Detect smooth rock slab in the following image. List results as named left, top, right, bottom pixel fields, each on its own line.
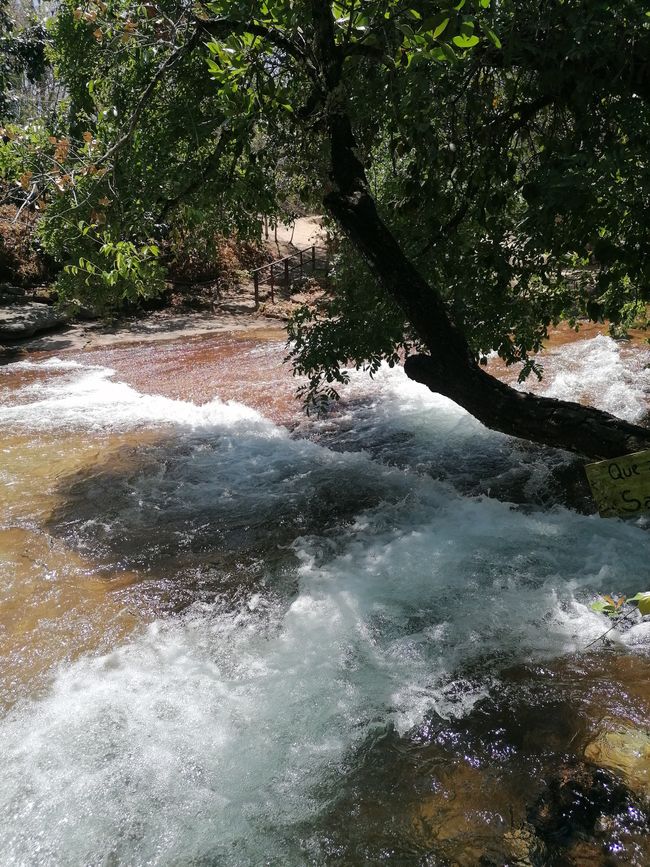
left=584, top=722, right=650, bottom=797
left=0, top=302, right=69, bottom=339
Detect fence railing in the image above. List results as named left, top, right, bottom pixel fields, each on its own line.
left=251, top=244, right=329, bottom=308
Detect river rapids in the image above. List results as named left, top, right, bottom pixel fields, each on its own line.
left=1, top=329, right=650, bottom=865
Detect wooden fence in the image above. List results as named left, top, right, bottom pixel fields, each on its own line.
left=251, top=245, right=329, bottom=308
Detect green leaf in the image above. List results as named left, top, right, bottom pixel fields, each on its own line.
left=590, top=600, right=614, bottom=614
left=482, top=25, right=502, bottom=48
left=440, top=42, right=457, bottom=62
left=397, top=22, right=415, bottom=39
left=629, top=592, right=650, bottom=615
left=432, top=17, right=450, bottom=39
left=452, top=34, right=479, bottom=48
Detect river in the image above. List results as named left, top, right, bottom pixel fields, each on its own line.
left=1, top=325, right=650, bottom=865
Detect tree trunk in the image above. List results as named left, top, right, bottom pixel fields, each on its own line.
left=404, top=353, right=650, bottom=459
left=309, top=0, right=650, bottom=462
left=325, top=145, right=650, bottom=460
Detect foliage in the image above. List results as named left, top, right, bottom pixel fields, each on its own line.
left=281, top=0, right=650, bottom=405
left=2, top=0, right=289, bottom=307
left=287, top=235, right=416, bottom=406
left=587, top=591, right=650, bottom=648
left=591, top=592, right=650, bottom=618
left=0, top=203, right=53, bottom=284
left=3, top=0, right=650, bottom=365
left=57, top=228, right=164, bottom=311
left=0, top=0, right=47, bottom=122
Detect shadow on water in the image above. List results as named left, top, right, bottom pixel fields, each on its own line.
left=302, top=393, right=596, bottom=514
left=45, top=427, right=400, bottom=614
left=300, top=650, right=650, bottom=866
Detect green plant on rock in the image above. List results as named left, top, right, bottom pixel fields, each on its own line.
left=590, top=592, right=650, bottom=618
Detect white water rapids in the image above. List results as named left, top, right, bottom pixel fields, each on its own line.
left=1, top=333, right=649, bottom=865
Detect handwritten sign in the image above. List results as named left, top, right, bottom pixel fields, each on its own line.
left=585, top=449, right=650, bottom=517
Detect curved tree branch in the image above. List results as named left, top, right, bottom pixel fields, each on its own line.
left=308, top=0, right=650, bottom=460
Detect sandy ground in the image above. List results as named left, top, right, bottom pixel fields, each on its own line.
left=264, top=215, right=326, bottom=257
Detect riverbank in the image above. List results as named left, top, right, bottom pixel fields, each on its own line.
left=0, top=215, right=327, bottom=361
left=0, top=307, right=287, bottom=360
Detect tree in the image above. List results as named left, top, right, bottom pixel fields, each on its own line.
left=0, top=0, right=47, bottom=121
left=8, top=0, right=650, bottom=459
left=2, top=0, right=286, bottom=307
left=202, top=0, right=650, bottom=459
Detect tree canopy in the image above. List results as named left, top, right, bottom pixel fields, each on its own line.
left=2, top=0, right=650, bottom=457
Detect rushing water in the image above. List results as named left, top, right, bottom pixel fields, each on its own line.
left=1, top=329, right=650, bottom=865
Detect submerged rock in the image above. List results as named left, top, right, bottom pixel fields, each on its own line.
left=585, top=723, right=650, bottom=797
left=0, top=302, right=69, bottom=339
left=503, top=823, right=548, bottom=866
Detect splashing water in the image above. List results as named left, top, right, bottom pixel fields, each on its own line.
left=0, top=334, right=649, bottom=864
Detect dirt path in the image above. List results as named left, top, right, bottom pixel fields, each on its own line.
left=265, top=215, right=326, bottom=257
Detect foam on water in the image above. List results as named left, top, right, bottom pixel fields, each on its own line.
left=1, top=482, right=647, bottom=864
left=536, top=334, right=650, bottom=423
left=0, top=358, right=267, bottom=431
left=1, top=339, right=649, bottom=864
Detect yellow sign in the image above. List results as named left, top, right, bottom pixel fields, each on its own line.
left=585, top=449, right=650, bottom=517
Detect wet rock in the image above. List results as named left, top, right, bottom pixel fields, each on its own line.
left=529, top=763, right=616, bottom=841
left=584, top=723, right=650, bottom=797
left=564, top=839, right=615, bottom=865
left=0, top=302, right=69, bottom=339
left=528, top=759, right=650, bottom=864
left=503, top=823, right=548, bottom=866
left=546, top=460, right=597, bottom=514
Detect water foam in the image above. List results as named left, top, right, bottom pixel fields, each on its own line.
left=1, top=343, right=649, bottom=864
left=2, top=473, right=647, bottom=864
left=535, top=334, right=650, bottom=423
left=0, top=358, right=268, bottom=432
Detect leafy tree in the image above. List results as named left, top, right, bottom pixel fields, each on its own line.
left=2, top=0, right=288, bottom=308
left=287, top=0, right=650, bottom=393
left=6, top=0, right=650, bottom=458
left=0, top=0, right=47, bottom=121
left=198, top=0, right=650, bottom=458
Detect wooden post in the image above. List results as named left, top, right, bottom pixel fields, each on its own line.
left=253, top=272, right=259, bottom=309
left=311, top=244, right=316, bottom=272
left=299, top=249, right=303, bottom=278
left=270, top=265, right=274, bottom=303
left=284, top=257, right=289, bottom=291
